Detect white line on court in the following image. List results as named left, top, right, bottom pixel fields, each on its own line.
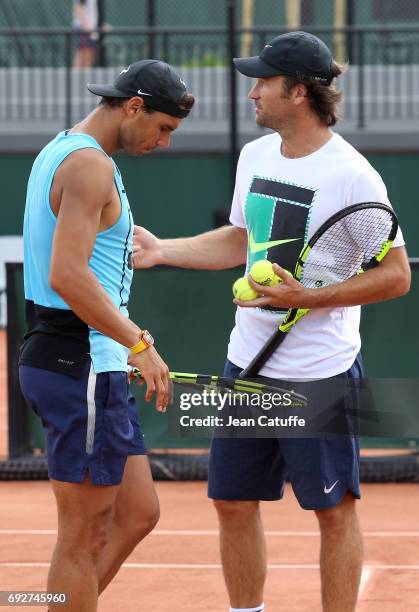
left=358, top=567, right=373, bottom=598
left=153, top=530, right=419, bottom=538
left=0, top=530, right=57, bottom=535
left=1, top=529, right=419, bottom=537
left=1, top=563, right=419, bottom=571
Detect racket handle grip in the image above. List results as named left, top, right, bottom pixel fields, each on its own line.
left=128, top=366, right=141, bottom=378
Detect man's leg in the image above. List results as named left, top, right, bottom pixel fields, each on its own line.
left=97, top=455, right=160, bottom=593
left=47, top=476, right=119, bottom=612
left=315, top=493, right=363, bottom=612
left=73, top=45, right=95, bottom=68
left=209, top=360, right=284, bottom=610
left=214, top=500, right=266, bottom=609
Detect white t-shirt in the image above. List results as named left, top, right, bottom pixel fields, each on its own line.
left=228, top=132, right=404, bottom=379
left=73, top=0, right=98, bottom=30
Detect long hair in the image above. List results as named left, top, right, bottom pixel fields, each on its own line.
left=283, top=62, right=347, bottom=127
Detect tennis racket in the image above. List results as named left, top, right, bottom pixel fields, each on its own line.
left=128, top=367, right=307, bottom=407
left=240, top=202, right=399, bottom=379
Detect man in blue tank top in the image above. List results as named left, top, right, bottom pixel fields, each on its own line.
left=19, top=60, right=194, bottom=610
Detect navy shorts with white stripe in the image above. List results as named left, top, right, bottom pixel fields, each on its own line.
left=19, top=361, right=146, bottom=485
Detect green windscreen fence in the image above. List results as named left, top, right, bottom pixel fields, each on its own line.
left=2, top=262, right=419, bottom=481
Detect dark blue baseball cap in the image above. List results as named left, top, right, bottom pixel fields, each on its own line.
left=234, top=31, right=334, bottom=86
left=87, top=59, right=193, bottom=118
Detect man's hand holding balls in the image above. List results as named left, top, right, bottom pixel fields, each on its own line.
left=232, top=260, right=295, bottom=307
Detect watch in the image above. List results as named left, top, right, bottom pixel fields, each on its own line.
left=129, top=330, right=155, bottom=355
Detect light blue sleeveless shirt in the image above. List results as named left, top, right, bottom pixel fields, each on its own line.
left=23, top=131, right=133, bottom=374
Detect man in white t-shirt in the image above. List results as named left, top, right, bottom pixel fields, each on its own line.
left=133, top=32, right=410, bottom=612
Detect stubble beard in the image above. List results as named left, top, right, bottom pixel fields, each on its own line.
left=255, top=111, right=273, bottom=129
left=255, top=112, right=287, bottom=133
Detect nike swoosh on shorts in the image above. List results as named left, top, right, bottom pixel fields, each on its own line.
left=324, top=480, right=339, bottom=494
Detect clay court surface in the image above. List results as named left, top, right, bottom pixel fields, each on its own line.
left=1, top=333, right=419, bottom=610
left=0, top=481, right=418, bottom=611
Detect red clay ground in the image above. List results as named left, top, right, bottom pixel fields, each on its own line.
left=1, top=331, right=418, bottom=610
left=0, top=481, right=418, bottom=611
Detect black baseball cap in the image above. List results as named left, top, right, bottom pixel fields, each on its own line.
left=87, top=59, right=193, bottom=118
left=234, top=31, right=334, bottom=86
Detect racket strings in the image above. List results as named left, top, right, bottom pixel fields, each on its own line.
left=300, top=208, right=395, bottom=288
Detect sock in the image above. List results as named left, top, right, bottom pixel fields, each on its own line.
left=229, top=605, right=265, bottom=612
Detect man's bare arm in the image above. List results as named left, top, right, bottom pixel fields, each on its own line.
left=133, top=224, right=248, bottom=270
left=50, top=150, right=141, bottom=347
left=238, top=246, right=411, bottom=309
left=49, top=149, right=170, bottom=409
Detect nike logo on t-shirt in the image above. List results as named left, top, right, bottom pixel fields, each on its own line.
left=248, top=229, right=300, bottom=254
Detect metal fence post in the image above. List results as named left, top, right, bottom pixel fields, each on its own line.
left=357, top=30, right=365, bottom=129
left=97, top=0, right=106, bottom=67
left=162, top=31, right=169, bottom=62
left=65, top=32, right=72, bottom=129
left=346, top=0, right=355, bottom=61
left=148, top=0, right=156, bottom=58
left=6, top=263, right=31, bottom=459
left=227, top=0, right=238, bottom=193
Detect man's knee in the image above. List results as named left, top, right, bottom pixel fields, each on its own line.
left=213, top=499, right=260, bottom=524
left=117, top=498, right=160, bottom=547
left=133, top=499, right=160, bottom=539
left=315, top=492, right=358, bottom=531
left=58, top=503, right=115, bottom=561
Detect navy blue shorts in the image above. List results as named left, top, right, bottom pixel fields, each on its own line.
left=208, top=357, right=363, bottom=510
left=76, top=30, right=98, bottom=50
left=19, top=362, right=146, bottom=485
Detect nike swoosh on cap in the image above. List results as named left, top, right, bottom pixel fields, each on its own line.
left=137, top=89, right=152, bottom=96
left=248, top=229, right=300, bottom=254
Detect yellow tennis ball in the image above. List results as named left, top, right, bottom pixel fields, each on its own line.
left=250, top=260, right=281, bottom=286
left=232, top=277, right=259, bottom=301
